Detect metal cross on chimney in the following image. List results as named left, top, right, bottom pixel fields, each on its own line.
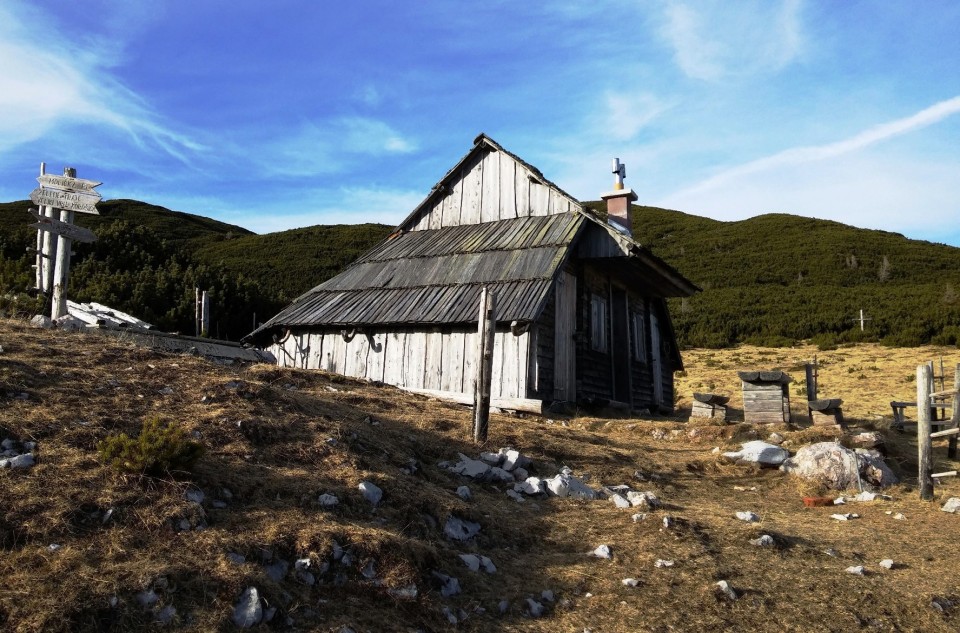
left=611, top=158, right=626, bottom=191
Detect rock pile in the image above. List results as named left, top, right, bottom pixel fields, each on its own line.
left=0, top=438, right=36, bottom=469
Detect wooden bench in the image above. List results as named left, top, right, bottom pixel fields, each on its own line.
left=691, top=393, right=730, bottom=420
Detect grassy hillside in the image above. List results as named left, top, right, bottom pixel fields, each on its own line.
left=586, top=203, right=960, bottom=348
left=2, top=319, right=960, bottom=631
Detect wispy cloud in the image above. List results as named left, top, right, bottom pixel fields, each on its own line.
left=0, top=3, right=204, bottom=162
left=258, top=118, right=418, bottom=177
left=671, top=95, right=960, bottom=198
left=659, top=0, right=804, bottom=81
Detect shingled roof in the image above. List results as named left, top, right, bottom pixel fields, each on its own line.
left=247, top=212, right=585, bottom=341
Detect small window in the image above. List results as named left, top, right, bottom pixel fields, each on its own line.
left=632, top=311, right=647, bottom=361
left=590, top=294, right=608, bottom=352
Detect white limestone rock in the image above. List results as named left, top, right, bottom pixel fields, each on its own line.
left=500, top=448, right=531, bottom=471
left=610, top=494, right=631, bottom=509
left=723, top=441, right=789, bottom=466
left=544, top=472, right=597, bottom=499
left=750, top=534, right=775, bottom=547
left=451, top=454, right=492, bottom=479
left=233, top=587, right=263, bottom=628
left=735, top=511, right=760, bottom=523
left=318, top=493, right=339, bottom=508
left=622, top=578, right=641, bottom=587
left=444, top=516, right=481, bottom=541
left=715, top=580, right=738, bottom=601
left=432, top=571, right=461, bottom=597
left=358, top=481, right=382, bottom=506
left=30, top=315, right=53, bottom=329
left=941, top=497, right=960, bottom=513
left=590, top=544, right=612, bottom=559
left=456, top=486, right=472, bottom=501
left=627, top=491, right=661, bottom=510
left=514, top=477, right=545, bottom=495
left=846, top=565, right=866, bottom=576
left=880, top=559, right=895, bottom=570
left=1, top=453, right=35, bottom=469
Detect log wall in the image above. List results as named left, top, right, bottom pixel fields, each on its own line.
left=741, top=381, right=791, bottom=423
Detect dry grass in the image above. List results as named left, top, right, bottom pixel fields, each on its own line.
left=1, top=321, right=959, bottom=632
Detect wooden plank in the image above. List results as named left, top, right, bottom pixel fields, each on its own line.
left=460, top=157, right=483, bottom=224
left=428, top=198, right=443, bottom=230
left=530, top=180, right=549, bottom=216
left=440, top=331, right=465, bottom=393
left=345, top=334, right=368, bottom=378
left=490, top=329, right=505, bottom=399
left=308, top=333, right=325, bottom=370
left=516, top=331, right=529, bottom=400
left=918, top=363, right=934, bottom=500
left=950, top=363, right=959, bottom=459
left=424, top=331, right=443, bottom=390
left=517, top=167, right=532, bottom=217
left=463, top=331, right=477, bottom=397
left=554, top=271, right=576, bottom=400
left=404, top=331, right=427, bottom=389
left=365, top=333, right=386, bottom=382
left=480, top=149, right=500, bottom=223
left=498, top=331, right=517, bottom=399
left=441, top=175, right=463, bottom=228
left=930, top=427, right=960, bottom=438
left=382, top=332, right=405, bottom=385
left=743, top=400, right=788, bottom=413
left=932, top=471, right=958, bottom=478
left=499, top=152, right=518, bottom=219
left=743, top=391, right=787, bottom=400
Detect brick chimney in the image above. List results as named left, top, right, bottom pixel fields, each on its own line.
left=601, top=158, right=638, bottom=236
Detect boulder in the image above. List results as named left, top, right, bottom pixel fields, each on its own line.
left=451, top=454, right=492, bottom=479
left=54, top=315, right=86, bottom=332
left=781, top=442, right=898, bottom=490
left=30, top=315, right=53, bottom=329
left=500, top=448, right=531, bottom=471
left=723, top=441, right=789, bottom=466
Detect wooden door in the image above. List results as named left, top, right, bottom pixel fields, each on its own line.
left=650, top=310, right=663, bottom=408
left=554, top=271, right=577, bottom=401
left=611, top=288, right=631, bottom=404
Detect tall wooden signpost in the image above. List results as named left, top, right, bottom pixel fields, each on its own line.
left=28, top=166, right=101, bottom=319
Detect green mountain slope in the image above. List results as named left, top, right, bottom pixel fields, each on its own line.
left=3, top=197, right=959, bottom=348
left=193, top=223, right=392, bottom=303
left=587, top=203, right=960, bottom=348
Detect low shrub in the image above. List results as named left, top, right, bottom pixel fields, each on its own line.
left=97, top=418, right=204, bottom=477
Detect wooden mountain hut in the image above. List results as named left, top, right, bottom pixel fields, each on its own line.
left=246, top=134, right=699, bottom=414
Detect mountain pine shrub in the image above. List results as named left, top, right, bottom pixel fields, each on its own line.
left=98, top=418, right=204, bottom=477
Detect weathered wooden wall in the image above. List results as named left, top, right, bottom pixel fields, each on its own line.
left=406, top=148, right=581, bottom=231
left=269, top=326, right=531, bottom=400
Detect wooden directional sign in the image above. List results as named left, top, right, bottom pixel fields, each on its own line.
left=37, top=174, right=102, bottom=193
left=28, top=208, right=97, bottom=243
left=29, top=187, right=100, bottom=215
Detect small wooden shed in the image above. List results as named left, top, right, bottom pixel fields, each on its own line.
left=739, top=370, right=792, bottom=424
left=246, top=134, right=699, bottom=414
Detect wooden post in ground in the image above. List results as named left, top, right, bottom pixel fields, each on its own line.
left=918, top=363, right=934, bottom=500
left=805, top=357, right=818, bottom=420
left=49, top=167, right=77, bottom=319
left=201, top=290, right=210, bottom=337
left=950, top=363, right=960, bottom=460
left=473, top=287, right=496, bottom=444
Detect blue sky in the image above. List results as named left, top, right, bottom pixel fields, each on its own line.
left=1, top=1, right=959, bottom=246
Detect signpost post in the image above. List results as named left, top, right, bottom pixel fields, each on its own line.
left=27, top=166, right=102, bottom=319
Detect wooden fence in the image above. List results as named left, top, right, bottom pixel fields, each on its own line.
left=916, top=362, right=960, bottom=500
